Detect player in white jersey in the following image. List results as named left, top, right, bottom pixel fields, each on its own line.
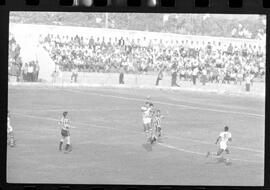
left=141, top=102, right=152, bottom=132
left=7, top=111, right=15, bottom=147
left=206, top=126, right=232, bottom=163
left=58, top=111, right=72, bottom=153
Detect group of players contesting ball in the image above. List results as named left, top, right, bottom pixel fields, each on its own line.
left=7, top=96, right=232, bottom=164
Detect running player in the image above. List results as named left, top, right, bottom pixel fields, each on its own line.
left=58, top=111, right=72, bottom=153
left=206, top=126, right=232, bottom=163
left=7, top=110, right=15, bottom=147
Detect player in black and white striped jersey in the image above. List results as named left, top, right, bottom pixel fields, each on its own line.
left=57, top=111, right=72, bottom=153
left=154, top=109, right=164, bottom=138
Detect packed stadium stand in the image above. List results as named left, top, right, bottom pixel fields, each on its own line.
left=8, top=13, right=266, bottom=88
left=37, top=32, right=265, bottom=85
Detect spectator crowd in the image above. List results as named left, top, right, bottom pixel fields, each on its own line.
left=9, top=35, right=40, bottom=82
left=39, top=32, right=265, bottom=86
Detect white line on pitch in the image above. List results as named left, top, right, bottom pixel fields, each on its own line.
left=13, top=112, right=264, bottom=162
left=12, top=107, right=138, bottom=113
left=167, top=135, right=264, bottom=154
left=13, top=106, right=264, bottom=154
left=157, top=143, right=263, bottom=164
left=13, top=112, right=117, bottom=131
left=62, top=89, right=264, bottom=118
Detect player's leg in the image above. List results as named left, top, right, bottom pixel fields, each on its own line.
left=157, top=127, right=161, bottom=137
left=145, top=124, right=152, bottom=142
left=149, top=129, right=155, bottom=144
left=59, top=136, right=64, bottom=151
left=224, top=148, right=231, bottom=164
left=143, top=123, right=146, bottom=132
left=206, top=148, right=223, bottom=158
left=216, top=148, right=224, bottom=156
left=65, top=135, right=72, bottom=152
left=150, top=125, right=157, bottom=144
left=225, top=148, right=230, bottom=154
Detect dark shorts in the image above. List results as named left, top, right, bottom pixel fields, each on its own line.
left=61, top=129, right=70, bottom=137
left=218, top=148, right=230, bottom=155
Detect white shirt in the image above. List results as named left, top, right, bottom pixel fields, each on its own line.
left=219, top=131, right=232, bottom=145
left=192, top=68, right=198, bottom=76
left=28, top=65, right=34, bottom=73
left=7, top=116, right=13, bottom=133
left=7, top=116, right=10, bottom=127
left=246, top=76, right=251, bottom=84
left=202, top=69, right=207, bottom=75
left=142, top=107, right=151, bottom=119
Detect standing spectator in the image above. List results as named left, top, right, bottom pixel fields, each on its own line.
left=28, top=62, right=34, bottom=82
left=155, top=67, right=164, bottom=86
left=35, top=61, right=40, bottom=82
left=250, top=72, right=255, bottom=86
left=201, top=67, right=207, bottom=85
left=192, top=67, right=199, bottom=85
left=179, top=68, right=186, bottom=81
left=27, top=62, right=32, bottom=82
left=230, top=72, right=237, bottom=84
left=33, top=62, right=37, bottom=82
left=237, top=71, right=243, bottom=85
left=71, top=66, right=78, bottom=83
left=245, top=73, right=251, bottom=92
left=119, top=67, right=124, bottom=84
left=171, top=65, right=180, bottom=87
left=22, top=63, right=28, bottom=81
left=51, top=70, right=58, bottom=84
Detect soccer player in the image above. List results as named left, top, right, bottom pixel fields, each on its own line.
left=206, top=126, right=232, bottom=163
left=141, top=102, right=151, bottom=131
left=149, top=103, right=158, bottom=144
left=7, top=111, right=15, bottom=147
left=58, top=111, right=72, bottom=153
left=154, top=109, right=164, bottom=137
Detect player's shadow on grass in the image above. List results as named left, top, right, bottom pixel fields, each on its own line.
left=206, top=157, right=232, bottom=166
left=142, top=143, right=152, bottom=152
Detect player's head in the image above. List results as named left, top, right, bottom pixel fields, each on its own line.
left=156, top=109, right=161, bottom=115
left=63, top=111, right=68, bottom=117
left=224, top=126, right=229, bottom=131
left=149, top=103, right=154, bottom=108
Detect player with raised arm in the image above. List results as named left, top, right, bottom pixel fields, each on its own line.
left=7, top=110, right=15, bottom=147
left=206, top=126, right=232, bottom=164
left=58, top=111, right=72, bottom=153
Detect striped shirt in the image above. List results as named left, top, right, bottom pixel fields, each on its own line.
left=58, top=117, right=70, bottom=131
left=154, top=115, right=164, bottom=128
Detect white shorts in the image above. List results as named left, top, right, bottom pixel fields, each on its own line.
left=143, top=118, right=151, bottom=125
left=61, top=136, right=71, bottom=144
left=7, top=126, right=13, bottom=133
left=220, top=141, right=227, bottom=150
